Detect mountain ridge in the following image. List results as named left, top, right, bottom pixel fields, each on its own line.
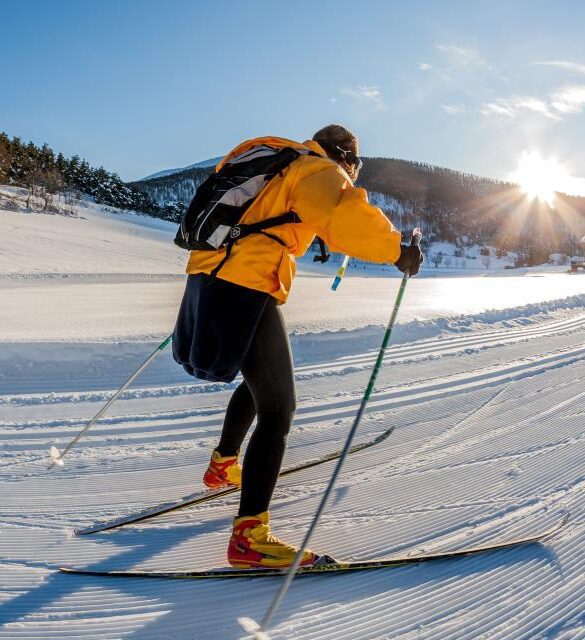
left=141, top=157, right=223, bottom=181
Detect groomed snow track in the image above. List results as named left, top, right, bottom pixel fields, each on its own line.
left=1, top=307, right=584, bottom=639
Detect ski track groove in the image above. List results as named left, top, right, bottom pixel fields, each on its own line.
left=1, top=308, right=584, bottom=638
left=3, top=340, right=585, bottom=450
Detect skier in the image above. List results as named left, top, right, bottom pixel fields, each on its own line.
left=172, top=124, right=423, bottom=568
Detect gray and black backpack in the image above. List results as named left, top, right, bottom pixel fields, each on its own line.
left=174, top=145, right=329, bottom=275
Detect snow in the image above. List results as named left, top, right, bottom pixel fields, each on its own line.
left=1, top=194, right=585, bottom=639
left=0, top=187, right=183, bottom=275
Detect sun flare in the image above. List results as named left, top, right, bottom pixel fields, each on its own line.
left=510, top=151, right=569, bottom=206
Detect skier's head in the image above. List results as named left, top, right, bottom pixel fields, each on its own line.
left=312, top=124, right=363, bottom=181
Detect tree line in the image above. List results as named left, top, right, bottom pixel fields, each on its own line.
left=0, top=132, right=159, bottom=215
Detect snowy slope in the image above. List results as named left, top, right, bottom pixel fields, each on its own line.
left=1, top=193, right=585, bottom=639
left=0, top=187, right=183, bottom=275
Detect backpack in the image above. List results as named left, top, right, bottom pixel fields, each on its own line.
left=174, top=145, right=329, bottom=276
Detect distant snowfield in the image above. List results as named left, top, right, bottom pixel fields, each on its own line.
left=1, top=194, right=585, bottom=639
left=1, top=187, right=584, bottom=341
left=3, top=271, right=585, bottom=342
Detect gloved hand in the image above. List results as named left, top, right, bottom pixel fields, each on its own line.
left=395, top=244, right=423, bottom=276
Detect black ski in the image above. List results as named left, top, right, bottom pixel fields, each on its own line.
left=62, top=513, right=569, bottom=579
left=75, top=427, right=395, bottom=535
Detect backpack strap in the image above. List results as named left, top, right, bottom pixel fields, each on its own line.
left=241, top=211, right=301, bottom=235
left=209, top=212, right=301, bottom=278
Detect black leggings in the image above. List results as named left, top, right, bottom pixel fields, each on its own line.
left=217, top=300, right=296, bottom=516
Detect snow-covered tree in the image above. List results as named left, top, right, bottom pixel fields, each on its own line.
left=431, top=252, right=443, bottom=268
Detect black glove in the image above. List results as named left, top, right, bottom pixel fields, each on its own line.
left=395, top=244, right=423, bottom=276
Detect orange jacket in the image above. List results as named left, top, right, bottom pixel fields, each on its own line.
left=186, top=136, right=402, bottom=303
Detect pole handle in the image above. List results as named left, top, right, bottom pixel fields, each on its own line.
left=410, top=227, right=422, bottom=247
left=404, top=227, right=423, bottom=278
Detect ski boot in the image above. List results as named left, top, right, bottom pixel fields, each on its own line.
left=203, top=449, right=242, bottom=489
left=227, top=511, right=318, bottom=568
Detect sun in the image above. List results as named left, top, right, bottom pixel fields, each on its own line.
left=510, top=151, right=569, bottom=206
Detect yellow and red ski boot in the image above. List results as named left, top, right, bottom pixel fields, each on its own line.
left=227, top=511, right=318, bottom=569
left=203, top=449, right=242, bottom=489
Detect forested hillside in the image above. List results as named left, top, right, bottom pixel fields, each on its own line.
left=132, top=156, right=585, bottom=262
left=0, top=132, right=158, bottom=215
left=359, top=158, right=585, bottom=261
left=130, top=166, right=211, bottom=214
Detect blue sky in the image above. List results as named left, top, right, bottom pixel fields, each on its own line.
left=2, top=0, right=585, bottom=186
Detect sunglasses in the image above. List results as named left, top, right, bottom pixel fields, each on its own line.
left=336, top=145, right=363, bottom=172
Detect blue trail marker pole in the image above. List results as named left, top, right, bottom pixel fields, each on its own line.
left=331, top=255, right=350, bottom=291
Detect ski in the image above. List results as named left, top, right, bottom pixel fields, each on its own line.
left=75, top=427, right=395, bottom=535
left=62, top=513, right=569, bottom=579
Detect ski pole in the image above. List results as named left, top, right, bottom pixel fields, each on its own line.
left=331, top=255, right=349, bottom=291
left=48, top=335, right=173, bottom=469
left=240, top=228, right=422, bottom=639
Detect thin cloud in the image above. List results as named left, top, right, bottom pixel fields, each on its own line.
left=511, top=97, right=556, bottom=118
left=532, top=60, right=585, bottom=75
left=550, top=85, right=585, bottom=114
left=419, top=62, right=432, bottom=71
left=433, top=44, right=507, bottom=84
left=436, top=44, right=488, bottom=69
left=340, top=86, right=386, bottom=109
left=479, top=84, right=585, bottom=122
left=479, top=102, right=518, bottom=118
left=442, top=104, right=467, bottom=115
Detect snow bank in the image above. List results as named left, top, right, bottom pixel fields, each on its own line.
left=290, top=292, right=585, bottom=360
left=388, top=292, right=585, bottom=339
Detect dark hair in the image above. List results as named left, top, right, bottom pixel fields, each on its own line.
left=312, top=124, right=358, bottom=164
